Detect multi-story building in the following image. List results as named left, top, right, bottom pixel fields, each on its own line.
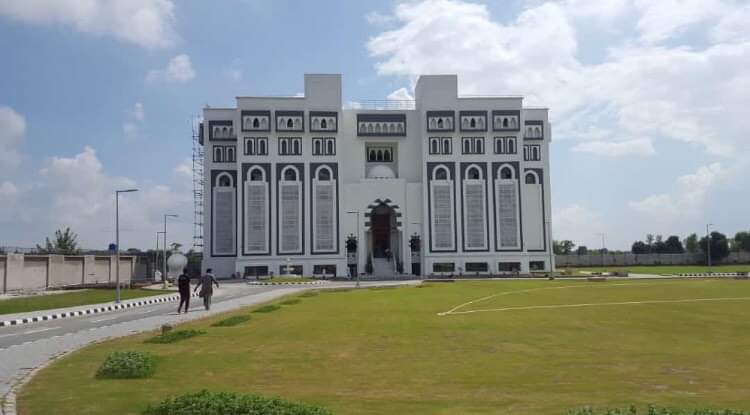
left=201, top=74, right=553, bottom=278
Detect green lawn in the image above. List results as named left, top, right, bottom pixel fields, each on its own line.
left=18, top=279, right=750, bottom=414
left=0, top=289, right=172, bottom=315
left=564, top=265, right=750, bottom=275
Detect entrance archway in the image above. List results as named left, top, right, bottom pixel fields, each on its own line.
left=370, top=204, right=396, bottom=258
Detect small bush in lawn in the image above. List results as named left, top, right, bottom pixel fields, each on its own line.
left=567, top=406, right=750, bottom=415
left=143, top=390, right=332, bottom=415
left=145, top=329, right=205, bottom=344
left=211, top=315, right=251, bottom=327
left=96, top=351, right=155, bottom=379
left=299, top=291, right=319, bottom=297
left=280, top=298, right=301, bottom=305
left=253, top=304, right=281, bottom=313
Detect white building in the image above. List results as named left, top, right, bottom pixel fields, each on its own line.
left=201, top=74, right=553, bottom=278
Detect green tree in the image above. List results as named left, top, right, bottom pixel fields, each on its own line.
left=576, top=245, right=588, bottom=255
left=631, top=240, right=649, bottom=254
left=685, top=233, right=699, bottom=253
left=553, top=240, right=576, bottom=255
left=699, top=231, right=730, bottom=263
left=733, top=231, right=750, bottom=252
left=663, top=235, right=684, bottom=253
left=36, top=227, right=80, bottom=255
left=652, top=235, right=666, bottom=253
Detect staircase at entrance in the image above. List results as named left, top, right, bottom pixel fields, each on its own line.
left=372, top=258, right=395, bottom=277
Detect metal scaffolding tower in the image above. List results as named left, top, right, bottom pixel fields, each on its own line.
left=191, top=118, right=205, bottom=251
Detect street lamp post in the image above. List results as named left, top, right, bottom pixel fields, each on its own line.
left=163, top=214, right=178, bottom=289
left=706, top=223, right=713, bottom=274
left=115, top=189, right=138, bottom=303
left=346, top=211, right=360, bottom=288
left=596, top=233, right=606, bottom=267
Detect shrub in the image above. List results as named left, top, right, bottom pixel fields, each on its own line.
left=211, top=315, right=251, bottom=327
left=145, top=329, right=205, bottom=344
left=280, top=298, right=301, bottom=305
left=253, top=304, right=281, bottom=313
left=567, top=406, right=750, bottom=415
left=299, top=291, right=319, bottom=298
left=144, top=390, right=332, bottom=415
left=96, top=351, right=155, bottom=379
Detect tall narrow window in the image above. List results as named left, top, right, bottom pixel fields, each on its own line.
left=321, top=119, right=327, bottom=129
left=246, top=167, right=269, bottom=253
left=314, top=140, right=322, bottom=155
left=313, top=166, right=336, bottom=252
left=431, top=139, right=439, bottom=154
left=442, top=138, right=451, bottom=154
left=496, top=165, right=519, bottom=249
left=431, top=165, right=454, bottom=251
left=213, top=173, right=235, bottom=256
left=258, top=139, right=267, bottom=155
left=463, top=165, right=487, bottom=250
left=326, top=139, right=334, bottom=155
left=279, top=166, right=302, bottom=253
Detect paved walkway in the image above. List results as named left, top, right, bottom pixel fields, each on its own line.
left=0, top=280, right=419, bottom=415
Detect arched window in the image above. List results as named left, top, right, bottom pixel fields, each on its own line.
left=510, top=118, right=517, bottom=128
left=316, top=166, right=332, bottom=181
left=227, top=147, right=234, bottom=161
left=430, top=118, right=436, bottom=129
left=535, top=127, right=541, bottom=137
left=499, top=166, right=514, bottom=180
left=397, top=123, right=404, bottom=133
left=249, top=168, right=264, bottom=181
left=214, top=147, right=223, bottom=162
left=463, top=139, right=471, bottom=154
left=253, top=118, right=260, bottom=129
left=376, top=150, right=383, bottom=161
left=367, top=124, right=374, bottom=133
left=434, top=166, right=449, bottom=181
left=463, top=118, right=469, bottom=129
left=281, top=140, right=288, bottom=155
left=293, top=139, right=300, bottom=155
left=445, top=118, right=452, bottom=128
left=217, top=173, right=233, bottom=187
left=222, top=127, right=228, bottom=137
left=283, top=167, right=298, bottom=181
left=532, top=147, right=539, bottom=160
left=315, top=140, right=322, bottom=155
left=525, top=172, right=538, bottom=184
left=259, top=139, right=266, bottom=155
left=443, top=139, right=451, bottom=154
left=508, top=138, right=515, bottom=154
left=470, top=118, right=476, bottom=128
left=313, top=119, right=320, bottom=130
left=326, top=140, right=334, bottom=154
left=384, top=149, right=392, bottom=162
left=368, top=150, right=376, bottom=161
left=431, top=139, right=439, bottom=154
left=503, top=118, right=509, bottom=128
left=477, top=118, right=484, bottom=129
left=247, top=139, right=255, bottom=155
left=320, top=119, right=327, bottom=129
left=328, top=118, right=334, bottom=128
left=467, top=166, right=480, bottom=180
left=495, top=138, right=504, bottom=154
left=260, top=118, right=267, bottom=129
left=294, top=118, right=300, bottom=129
left=437, top=118, right=443, bottom=129
left=475, top=138, right=483, bottom=154
left=287, top=118, right=294, bottom=129
left=375, top=124, right=381, bottom=134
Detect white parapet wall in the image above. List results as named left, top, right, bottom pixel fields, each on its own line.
left=0, top=254, right=136, bottom=293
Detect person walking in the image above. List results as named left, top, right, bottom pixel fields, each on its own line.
left=194, top=268, right=219, bottom=311
left=177, top=269, right=191, bottom=314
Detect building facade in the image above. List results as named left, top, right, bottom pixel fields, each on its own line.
left=201, top=74, right=553, bottom=278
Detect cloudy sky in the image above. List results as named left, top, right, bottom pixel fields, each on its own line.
left=1, top=0, right=748, bottom=252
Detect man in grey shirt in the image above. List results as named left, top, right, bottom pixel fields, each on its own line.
left=194, top=268, right=219, bottom=311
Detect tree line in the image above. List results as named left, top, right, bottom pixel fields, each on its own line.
left=554, top=228, right=750, bottom=262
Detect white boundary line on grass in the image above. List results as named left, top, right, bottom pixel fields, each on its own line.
left=443, top=296, right=750, bottom=315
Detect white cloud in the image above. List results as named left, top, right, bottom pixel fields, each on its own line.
left=146, top=54, right=195, bottom=83
left=224, top=67, right=243, bottom=82
left=173, top=159, right=193, bottom=181
left=628, top=162, right=730, bottom=221
left=0, top=0, right=177, bottom=49
left=366, top=11, right=396, bottom=26
left=0, top=106, right=26, bottom=172
left=367, top=0, right=750, bottom=161
left=572, top=138, right=655, bottom=157
left=123, top=102, right=145, bottom=141
left=0, top=181, right=18, bottom=198
left=131, top=102, right=145, bottom=121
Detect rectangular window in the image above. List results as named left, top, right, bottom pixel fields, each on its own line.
left=498, top=262, right=520, bottom=272
left=244, top=266, right=269, bottom=277
left=461, top=137, right=484, bottom=154
left=313, top=137, right=336, bottom=156
left=523, top=144, right=541, bottom=161
left=279, top=137, right=302, bottom=155
left=313, top=265, right=337, bottom=275
left=279, top=265, right=303, bottom=275
left=429, top=137, right=452, bottom=155
left=213, top=145, right=224, bottom=162
left=530, top=261, right=546, bottom=271
left=225, top=145, right=236, bottom=162
left=465, top=262, right=488, bottom=272
left=433, top=262, right=455, bottom=273
left=245, top=137, right=268, bottom=155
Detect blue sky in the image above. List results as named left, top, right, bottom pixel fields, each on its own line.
left=1, top=0, right=748, bottom=252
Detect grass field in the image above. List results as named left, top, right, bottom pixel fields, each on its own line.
left=564, top=265, right=750, bottom=275
left=0, top=289, right=172, bottom=315
left=18, top=279, right=750, bottom=414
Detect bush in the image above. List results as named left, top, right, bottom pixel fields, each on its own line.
left=280, top=298, right=301, bottom=305
left=211, top=315, right=251, bottom=327
left=253, top=304, right=281, bottom=313
left=299, top=291, right=319, bottom=297
left=96, top=351, right=155, bottom=379
left=567, top=406, right=750, bottom=415
left=144, top=390, right=332, bottom=415
left=145, top=329, right=205, bottom=344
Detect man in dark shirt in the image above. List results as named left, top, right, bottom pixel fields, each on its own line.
left=177, top=269, right=191, bottom=314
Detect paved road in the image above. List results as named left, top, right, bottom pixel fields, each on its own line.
left=0, top=280, right=418, bottom=415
